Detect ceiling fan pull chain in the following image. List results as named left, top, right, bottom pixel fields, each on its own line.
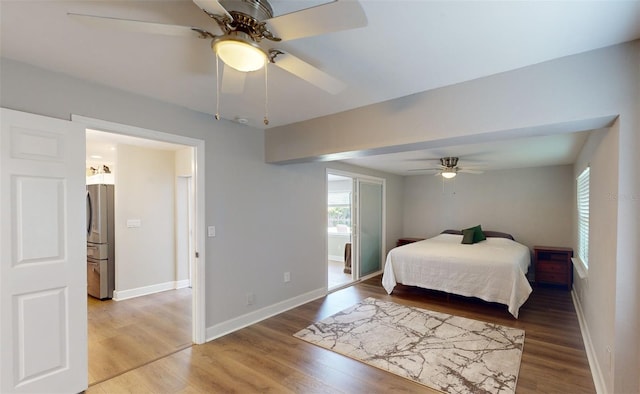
left=215, top=53, right=220, bottom=121
left=264, top=59, right=269, bottom=126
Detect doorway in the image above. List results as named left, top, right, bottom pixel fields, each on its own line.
left=0, top=109, right=205, bottom=392
left=327, top=170, right=385, bottom=290
left=75, top=115, right=206, bottom=385
left=327, top=173, right=354, bottom=289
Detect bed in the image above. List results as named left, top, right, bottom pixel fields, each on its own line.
left=382, top=230, right=532, bottom=318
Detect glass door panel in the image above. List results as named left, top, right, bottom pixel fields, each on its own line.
left=358, top=180, right=383, bottom=277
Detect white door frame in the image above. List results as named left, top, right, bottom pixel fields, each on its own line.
left=176, top=175, right=195, bottom=287
left=175, top=175, right=196, bottom=288
left=326, top=169, right=386, bottom=286
left=72, top=115, right=206, bottom=344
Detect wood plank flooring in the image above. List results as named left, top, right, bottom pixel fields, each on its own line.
left=328, top=259, right=352, bottom=289
left=87, top=277, right=596, bottom=393
left=88, top=288, right=192, bottom=385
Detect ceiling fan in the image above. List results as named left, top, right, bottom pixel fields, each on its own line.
left=409, top=157, right=484, bottom=179
left=68, top=0, right=367, bottom=123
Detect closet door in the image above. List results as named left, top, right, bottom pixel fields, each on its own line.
left=358, top=180, right=383, bottom=277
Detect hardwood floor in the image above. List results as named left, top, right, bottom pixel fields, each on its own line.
left=328, top=259, right=352, bottom=289
left=88, top=288, right=192, bottom=385
left=87, top=277, right=595, bottom=393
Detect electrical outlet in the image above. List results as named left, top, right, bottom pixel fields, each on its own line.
left=246, top=292, right=254, bottom=306
left=284, top=272, right=291, bottom=283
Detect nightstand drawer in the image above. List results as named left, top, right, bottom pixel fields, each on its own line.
left=536, top=272, right=567, bottom=284
left=537, top=252, right=569, bottom=262
left=537, top=261, right=568, bottom=274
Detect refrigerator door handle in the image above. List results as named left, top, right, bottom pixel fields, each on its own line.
left=86, top=191, right=92, bottom=237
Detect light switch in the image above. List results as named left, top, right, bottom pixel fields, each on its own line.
left=208, top=226, right=216, bottom=237
left=126, top=219, right=141, bottom=228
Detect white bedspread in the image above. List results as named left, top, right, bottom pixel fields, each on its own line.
left=382, top=233, right=532, bottom=318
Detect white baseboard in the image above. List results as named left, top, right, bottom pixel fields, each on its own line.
left=205, top=287, right=327, bottom=342
left=175, top=279, right=191, bottom=289
left=572, top=288, right=607, bottom=394
left=328, top=254, right=344, bottom=262
left=113, top=280, right=189, bottom=301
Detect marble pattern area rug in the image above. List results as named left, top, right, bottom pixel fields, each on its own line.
left=294, top=297, right=525, bottom=394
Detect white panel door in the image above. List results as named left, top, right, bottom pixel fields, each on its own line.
left=0, top=108, right=87, bottom=393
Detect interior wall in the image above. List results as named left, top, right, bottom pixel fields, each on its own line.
left=403, top=165, right=573, bottom=249
left=175, top=147, right=193, bottom=177
left=265, top=42, right=635, bottom=164
left=175, top=176, right=191, bottom=283
left=572, top=126, right=619, bottom=393
left=612, top=41, right=640, bottom=394
left=203, top=132, right=403, bottom=324
left=175, top=147, right=194, bottom=283
left=0, top=56, right=405, bottom=331
left=115, top=144, right=176, bottom=292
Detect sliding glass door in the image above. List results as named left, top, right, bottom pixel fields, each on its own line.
left=358, top=180, right=383, bottom=277
left=327, top=170, right=385, bottom=290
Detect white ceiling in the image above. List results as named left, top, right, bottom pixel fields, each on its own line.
left=85, top=128, right=187, bottom=167
left=342, top=131, right=591, bottom=175
left=2, top=0, right=639, bottom=174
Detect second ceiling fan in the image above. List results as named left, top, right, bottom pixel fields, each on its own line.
left=409, top=157, right=484, bottom=179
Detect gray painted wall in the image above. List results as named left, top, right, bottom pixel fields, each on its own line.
left=402, top=165, right=574, bottom=250
left=0, top=55, right=404, bottom=329
left=573, top=126, right=620, bottom=392
left=265, top=42, right=634, bottom=164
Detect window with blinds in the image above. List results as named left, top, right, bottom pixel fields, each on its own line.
left=577, top=167, right=590, bottom=267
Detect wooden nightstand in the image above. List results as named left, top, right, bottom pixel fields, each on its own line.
left=396, top=237, right=425, bottom=247
left=534, top=246, right=573, bottom=290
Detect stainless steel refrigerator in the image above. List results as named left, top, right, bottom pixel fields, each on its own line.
left=86, top=184, right=115, bottom=299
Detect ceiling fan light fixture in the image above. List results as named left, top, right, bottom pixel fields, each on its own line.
left=212, top=33, right=266, bottom=72
left=441, top=169, right=457, bottom=179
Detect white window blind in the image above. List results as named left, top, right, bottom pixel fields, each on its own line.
left=577, top=167, right=590, bottom=267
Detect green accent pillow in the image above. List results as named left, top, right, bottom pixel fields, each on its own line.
left=463, top=225, right=486, bottom=243
left=461, top=228, right=475, bottom=244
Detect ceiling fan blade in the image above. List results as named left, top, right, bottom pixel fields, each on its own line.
left=407, top=168, right=438, bottom=172
left=271, top=51, right=345, bottom=94
left=459, top=169, right=484, bottom=174
left=408, top=158, right=441, bottom=162
left=220, top=66, right=246, bottom=94
left=266, top=0, right=367, bottom=41
left=68, top=13, right=212, bottom=39
left=193, top=0, right=232, bottom=19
